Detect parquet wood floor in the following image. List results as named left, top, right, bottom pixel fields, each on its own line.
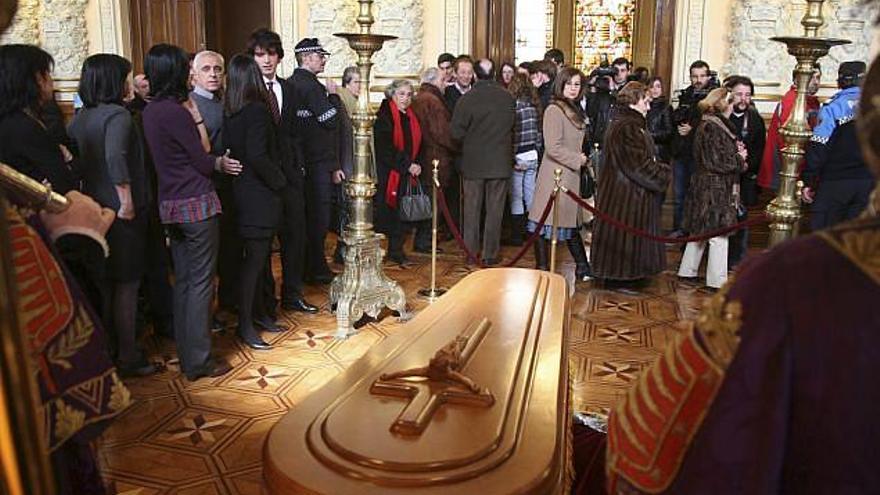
left=98, top=239, right=714, bottom=494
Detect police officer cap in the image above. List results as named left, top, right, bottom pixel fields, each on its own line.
left=294, top=38, right=330, bottom=56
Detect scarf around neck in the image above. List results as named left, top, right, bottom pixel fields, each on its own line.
left=389, top=98, right=422, bottom=161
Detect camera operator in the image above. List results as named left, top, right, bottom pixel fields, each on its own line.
left=670, top=60, right=718, bottom=235
left=585, top=65, right=617, bottom=175
left=611, top=57, right=631, bottom=90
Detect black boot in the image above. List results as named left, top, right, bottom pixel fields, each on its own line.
left=534, top=237, right=549, bottom=271
left=509, top=214, right=525, bottom=246
left=566, top=232, right=592, bottom=281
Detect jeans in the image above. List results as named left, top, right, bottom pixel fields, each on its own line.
left=673, top=157, right=695, bottom=231
left=510, top=157, right=538, bottom=215
left=167, top=217, right=219, bottom=375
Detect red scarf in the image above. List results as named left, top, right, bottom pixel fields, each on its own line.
left=389, top=99, right=422, bottom=160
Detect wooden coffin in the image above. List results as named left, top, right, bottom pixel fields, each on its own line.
left=263, top=268, right=571, bottom=494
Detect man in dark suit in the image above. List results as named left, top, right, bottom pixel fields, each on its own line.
left=450, top=58, right=515, bottom=265
left=247, top=28, right=318, bottom=314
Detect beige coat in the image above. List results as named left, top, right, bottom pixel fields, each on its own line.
left=529, top=102, right=586, bottom=228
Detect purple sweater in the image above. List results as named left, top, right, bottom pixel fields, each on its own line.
left=142, top=97, right=220, bottom=223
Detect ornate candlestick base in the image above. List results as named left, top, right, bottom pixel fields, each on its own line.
left=330, top=0, right=405, bottom=338
left=330, top=233, right=408, bottom=338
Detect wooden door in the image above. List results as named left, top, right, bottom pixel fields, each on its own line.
left=130, top=0, right=206, bottom=73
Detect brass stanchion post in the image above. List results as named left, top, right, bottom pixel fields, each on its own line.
left=419, top=160, right=447, bottom=301
left=766, top=0, right=849, bottom=246
left=549, top=168, right=562, bottom=273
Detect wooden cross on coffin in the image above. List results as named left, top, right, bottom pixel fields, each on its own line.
left=369, top=317, right=496, bottom=435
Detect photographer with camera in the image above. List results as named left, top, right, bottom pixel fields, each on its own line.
left=585, top=64, right=617, bottom=177
left=670, top=60, right=718, bottom=236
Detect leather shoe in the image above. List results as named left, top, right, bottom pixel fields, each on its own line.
left=254, top=316, right=284, bottom=333
left=185, top=359, right=233, bottom=381
left=283, top=298, right=319, bottom=314
left=482, top=257, right=500, bottom=267
left=238, top=332, right=273, bottom=350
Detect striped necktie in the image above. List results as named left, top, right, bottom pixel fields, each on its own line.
left=266, top=81, right=281, bottom=124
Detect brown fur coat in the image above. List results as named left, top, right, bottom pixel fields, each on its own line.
left=682, top=114, right=744, bottom=234
left=592, top=106, right=671, bottom=280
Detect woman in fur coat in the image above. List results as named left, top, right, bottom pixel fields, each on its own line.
left=592, top=82, right=671, bottom=284
left=677, top=87, right=747, bottom=289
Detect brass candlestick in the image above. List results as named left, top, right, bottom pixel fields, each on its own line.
left=330, top=0, right=408, bottom=338
left=766, top=0, right=849, bottom=246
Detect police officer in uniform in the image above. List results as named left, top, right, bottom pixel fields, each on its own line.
left=291, top=38, right=342, bottom=284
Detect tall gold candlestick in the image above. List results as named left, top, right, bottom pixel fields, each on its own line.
left=329, top=0, right=408, bottom=337
left=766, top=0, right=849, bottom=246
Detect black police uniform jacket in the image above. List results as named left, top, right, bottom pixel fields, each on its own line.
left=291, top=67, right=339, bottom=172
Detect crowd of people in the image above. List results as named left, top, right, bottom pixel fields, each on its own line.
left=0, top=29, right=871, bottom=384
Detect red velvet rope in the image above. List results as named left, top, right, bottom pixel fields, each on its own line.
left=563, top=189, right=769, bottom=243
left=435, top=186, right=556, bottom=267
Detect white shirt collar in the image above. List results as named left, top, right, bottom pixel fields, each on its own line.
left=193, top=85, right=215, bottom=100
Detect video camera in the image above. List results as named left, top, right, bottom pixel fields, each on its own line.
left=672, top=70, right=720, bottom=125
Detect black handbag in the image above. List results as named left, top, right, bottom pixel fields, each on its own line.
left=580, top=168, right=596, bottom=199
left=399, top=176, right=432, bottom=222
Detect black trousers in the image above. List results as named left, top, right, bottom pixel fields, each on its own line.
left=216, top=179, right=242, bottom=310
left=811, top=178, right=874, bottom=231
left=305, top=165, right=334, bottom=277
left=278, top=181, right=308, bottom=302
left=239, top=236, right=272, bottom=336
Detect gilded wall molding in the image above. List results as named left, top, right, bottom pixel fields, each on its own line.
left=274, top=0, right=299, bottom=77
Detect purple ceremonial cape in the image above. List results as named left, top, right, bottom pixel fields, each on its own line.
left=608, top=215, right=880, bottom=494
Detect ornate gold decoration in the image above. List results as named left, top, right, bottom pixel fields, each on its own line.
left=108, top=373, right=132, bottom=412
left=370, top=317, right=495, bottom=435
left=52, top=399, right=85, bottom=442
left=766, top=0, right=850, bottom=246
left=818, top=219, right=880, bottom=287
left=693, top=280, right=743, bottom=368
left=46, top=306, right=94, bottom=371
left=0, top=162, right=69, bottom=213
left=329, top=0, right=408, bottom=338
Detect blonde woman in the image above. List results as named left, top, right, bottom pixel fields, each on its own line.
left=677, top=87, right=747, bottom=289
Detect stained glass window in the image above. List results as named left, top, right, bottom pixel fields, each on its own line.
left=574, top=0, right=636, bottom=71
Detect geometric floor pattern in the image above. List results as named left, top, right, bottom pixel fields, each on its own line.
left=97, top=239, right=712, bottom=494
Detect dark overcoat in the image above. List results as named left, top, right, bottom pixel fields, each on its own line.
left=592, top=106, right=671, bottom=280
left=682, top=114, right=743, bottom=234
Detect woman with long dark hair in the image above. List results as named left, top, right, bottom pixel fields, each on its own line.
left=374, top=79, right=423, bottom=266
left=0, top=44, right=77, bottom=193
left=141, top=44, right=241, bottom=381
left=508, top=72, right=542, bottom=245
left=528, top=67, right=592, bottom=280
left=222, top=54, right=288, bottom=350
left=68, top=53, right=156, bottom=376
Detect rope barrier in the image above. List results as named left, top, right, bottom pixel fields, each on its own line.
left=435, top=186, right=556, bottom=268
left=563, top=189, right=769, bottom=244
